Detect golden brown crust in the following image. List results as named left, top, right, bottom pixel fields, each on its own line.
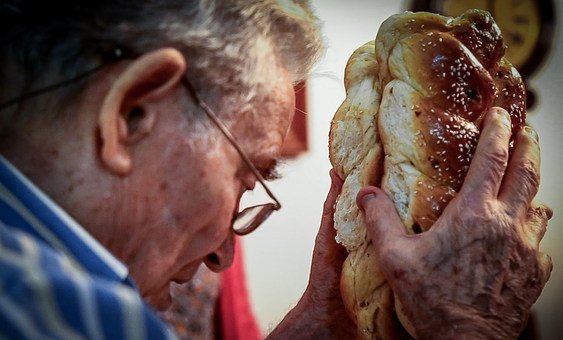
left=411, top=179, right=456, bottom=232
left=492, top=59, right=526, bottom=135
left=376, top=10, right=505, bottom=90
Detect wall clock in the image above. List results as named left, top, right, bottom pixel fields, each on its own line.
left=408, top=0, right=556, bottom=110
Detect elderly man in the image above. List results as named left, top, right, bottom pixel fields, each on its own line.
left=0, top=0, right=551, bottom=339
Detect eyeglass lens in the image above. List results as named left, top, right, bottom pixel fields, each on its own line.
left=232, top=203, right=277, bottom=235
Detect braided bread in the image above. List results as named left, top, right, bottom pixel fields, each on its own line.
left=329, top=10, right=526, bottom=339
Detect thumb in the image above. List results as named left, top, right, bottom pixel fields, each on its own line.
left=357, top=187, right=406, bottom=250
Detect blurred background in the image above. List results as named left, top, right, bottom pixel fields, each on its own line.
left=243, top=0, right=562, bottom=338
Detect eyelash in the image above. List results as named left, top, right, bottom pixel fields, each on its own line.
left=262, top=167, right=281, bottom=181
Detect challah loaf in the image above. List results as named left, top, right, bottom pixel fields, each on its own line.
left=329, top=9, right=526, bottom=339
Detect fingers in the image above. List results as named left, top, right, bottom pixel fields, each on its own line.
left=521, top=202, right=551, bottom=250
left=498, top=126, right=541, bottom=217
left=357, top=186, right=407, bottom=251
left=460, top=107, right=512, bottom=200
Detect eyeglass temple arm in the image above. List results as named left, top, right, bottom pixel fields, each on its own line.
left=0, top=48, right=131, bottom=112
left=182, top=77, right=281, bottom=210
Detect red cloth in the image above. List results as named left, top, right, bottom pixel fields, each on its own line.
left=218, top=237, right=263, bottom=340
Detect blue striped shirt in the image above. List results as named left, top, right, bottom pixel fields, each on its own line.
left=0, top=156, right=177, bottom=339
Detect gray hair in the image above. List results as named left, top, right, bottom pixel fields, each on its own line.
left=0, top=0, right=324, bottom=135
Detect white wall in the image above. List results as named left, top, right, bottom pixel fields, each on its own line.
left=243, top=1, right=563, bottom=338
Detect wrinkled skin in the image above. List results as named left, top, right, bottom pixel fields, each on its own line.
left=357, top=108, right=552, bottom=339
left=302, top=170, right=356, bottom=338
left=271, top=108, right=551, bottom=339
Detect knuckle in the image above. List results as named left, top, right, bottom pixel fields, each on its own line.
left=474, top=146, right=509, bottom=181
left=543, top=205, right=554, bottom=220
left=515, top=159, right=540, bottom=192
left=527, top=203, right=551, bottom=224
left=458, top=199, right=507, bottom=237
left=462, top=200, right=519, bottom=244
left=487, top=147, right=510, bottom=169
left=460, top=196, right=497, bottom=219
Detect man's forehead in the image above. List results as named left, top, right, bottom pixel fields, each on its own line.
left=226, top=68, right=294, bottom=171
left=234, top=110, right=288, bottom=153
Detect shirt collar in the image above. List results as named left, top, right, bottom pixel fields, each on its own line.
left=0, top=155, right=129, bottom=282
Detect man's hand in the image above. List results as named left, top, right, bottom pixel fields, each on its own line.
left=268, top=170, right=354, bottom=339
left=358, top=108, right=552, bottom=339
left=301, top=169, right=354, bottom=337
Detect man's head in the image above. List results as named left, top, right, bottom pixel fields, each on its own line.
left=0, top=0, right=323, bottom=309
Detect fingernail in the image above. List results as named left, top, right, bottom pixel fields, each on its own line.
left=361, top=193, right=376, bottom=208
left=524, top=126, right=539, bottom=142
left=356, top=187, right=379, bottom=210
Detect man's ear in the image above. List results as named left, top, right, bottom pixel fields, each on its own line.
left=98, top=48, right=186, bottom=175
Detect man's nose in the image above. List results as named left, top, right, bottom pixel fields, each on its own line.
left=204, top=231, right=235, bottom=272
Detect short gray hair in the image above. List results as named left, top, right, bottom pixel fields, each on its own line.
left=0, top=0, right=323, bottom=133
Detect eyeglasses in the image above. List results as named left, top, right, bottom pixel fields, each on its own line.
left=0, top=48, right=282, bottom=236
left=181, top=77, right=282, bottom=236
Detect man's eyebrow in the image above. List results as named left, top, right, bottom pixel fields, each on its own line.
left=258, top=158, right=283, bottom=181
